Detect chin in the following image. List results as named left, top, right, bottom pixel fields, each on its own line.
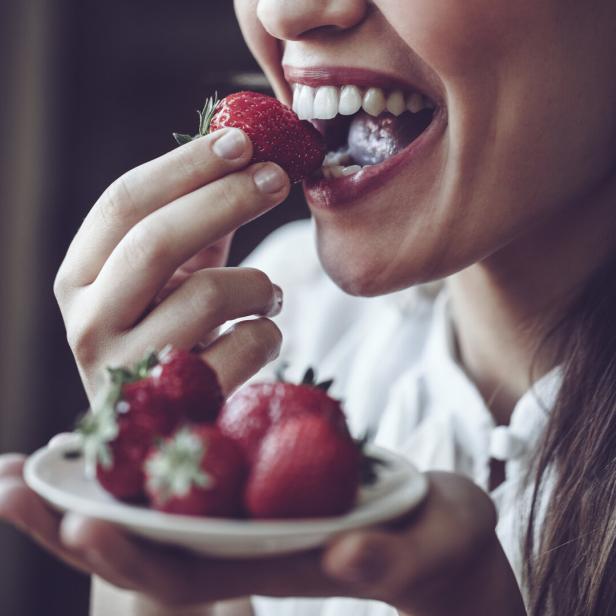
left=324, top=266, right=392, bottom=297
left=315, top=233, right=423, bottom=297
left=313, top=211, right=472, bottom=297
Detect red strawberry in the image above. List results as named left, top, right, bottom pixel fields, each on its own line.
left=145, top=425, right=246, bottom=517
left=218, top=369, right=348, bottom=465
left=244, top=414, right=361, bottom=519
left=152, top=348, right=223, bottom=424
left=80, top=377, right=177, bottom=501
left=174, top=92, right=326, bottom=183
left=117, top=379, right=179, bottom=437
left=79, top=349, right=223, bottom=501
left=95, top=429, right=151, bottom=501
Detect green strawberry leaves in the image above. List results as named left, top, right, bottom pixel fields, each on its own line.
left=173, top=94, right=219, bottom=146
left=172, top=133, right=194, bottom=146
left=76, top=350, right=160, bottom=473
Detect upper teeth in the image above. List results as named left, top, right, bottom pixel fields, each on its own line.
left=292, top=84, right=433, bottom=120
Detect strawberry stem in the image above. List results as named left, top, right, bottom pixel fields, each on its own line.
left=172, top=133, right=193, bottom=145
left=76, top=350, right=161, bottom=473
left=355, top=433, right=389, bottom=486
left=301, top=367, right=316, bottom=385
left=275, top=361, right=290, bottom=382
left=197, top=93, right=218, bottom=136
left=316, top=379, right=334, bottom=392
left=173, top=93, right=220, bottom=146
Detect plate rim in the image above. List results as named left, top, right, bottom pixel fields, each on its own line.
left=24, top=438, right=428, bottom=540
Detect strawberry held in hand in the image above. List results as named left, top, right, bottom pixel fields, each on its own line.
left=245, top=414, right=361, bottom=519
left=217, top=368, right=348, bottom=465
left=174, top=92, right=326, bottom=183
left=145, top=425, right=246, bottom=517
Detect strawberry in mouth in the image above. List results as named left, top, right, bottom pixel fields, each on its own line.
left=297, top=87, right=435, bottom=178
left=284, top=65, right=447, bottom=211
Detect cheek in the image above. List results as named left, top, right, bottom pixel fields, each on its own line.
left=234, top=0, right=287, bottom=97
left=377, top=0, right=533, bottom=77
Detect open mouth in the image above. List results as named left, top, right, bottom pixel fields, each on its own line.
left=290, top=82, right=437, bottom=180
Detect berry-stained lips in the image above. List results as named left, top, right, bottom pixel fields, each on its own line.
left=284, top=66, right=446, bottom=208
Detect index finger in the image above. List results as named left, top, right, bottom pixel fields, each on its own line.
left=59, top=128, right=253, bottom=288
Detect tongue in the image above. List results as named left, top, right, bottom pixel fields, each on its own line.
left=348, top=110, right=432, bottom=166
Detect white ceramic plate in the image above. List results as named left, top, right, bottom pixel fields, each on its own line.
left=24, top=433, right=428, bottom=558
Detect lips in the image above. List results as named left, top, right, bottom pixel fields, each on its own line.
left=284, top=66, right=446, bottom=209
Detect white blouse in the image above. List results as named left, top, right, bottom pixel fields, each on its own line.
left=244, top=220, right=560, bottom=616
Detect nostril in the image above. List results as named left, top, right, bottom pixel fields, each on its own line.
left=256, top=0, right=369, bottom=42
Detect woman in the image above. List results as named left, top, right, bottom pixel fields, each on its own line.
left=1, top=1, right=615, bottom=614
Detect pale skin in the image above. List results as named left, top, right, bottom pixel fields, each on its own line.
left=2, top=0, right=616, bottom=614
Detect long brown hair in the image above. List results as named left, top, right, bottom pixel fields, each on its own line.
left=525, top=252, right=616, bottom=614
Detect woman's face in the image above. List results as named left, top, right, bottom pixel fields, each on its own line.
left=235, top=0, right=616, bottom=296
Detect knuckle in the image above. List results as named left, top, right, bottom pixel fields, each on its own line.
left=99, top=173, right=139, bottom=229
left=239, top=317, right=282, bottom=364
left=123, top=219, right=173, bottom=272
left=214, top=171, right=271, bottom=220
left=216, top=176, right=243, bottom=214
left=66, top=318, right=98, bottom=367
left=53, top=268, right=69, bottom=304
left=191, top=275, right=226, bottom=323
left=175, top=144, right=206, bottom=185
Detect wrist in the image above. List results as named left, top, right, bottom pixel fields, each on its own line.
left=394, top=534, right=526, bottom=616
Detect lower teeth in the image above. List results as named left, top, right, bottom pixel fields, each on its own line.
left=321, top=147, right=364, bottom=179
left=323, top=149, right=353, bottom=167
left=322, top=163, right=366, bottom=179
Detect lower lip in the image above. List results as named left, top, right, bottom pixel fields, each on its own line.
left=303, top=108, right=447, bottom=210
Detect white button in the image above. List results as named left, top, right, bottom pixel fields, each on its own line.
left=489, top=426, right=526, bottom=461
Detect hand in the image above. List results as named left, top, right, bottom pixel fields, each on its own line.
left=0, top=454, right=526, bottom=616
left=53, top=127, right=290, bottom=401
left=322, top=472, right=527, bottom=616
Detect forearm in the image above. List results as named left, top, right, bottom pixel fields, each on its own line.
left=91, top=578, right=254, bottom=616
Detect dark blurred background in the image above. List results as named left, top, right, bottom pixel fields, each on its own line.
left=0, top=2, right=306, bottom=614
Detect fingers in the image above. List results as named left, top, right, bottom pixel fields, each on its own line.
left=61, top=515, right=338, bottom=606
left=179, top=234, right=234, bottom=274
left=58, top=129, right=253, bottom=289
left=129, top=267, right=283, bottom=353
left=86, top=162, right=289, bottom=329
left=322, top=529, right=406, bottom=599
left=60, top=514, right=220, bottom=605
left=0, top=454, right=26, bottom=478
left=60, top=514, right=159, bottom=591
left=202, top=318, right=283, bottom=396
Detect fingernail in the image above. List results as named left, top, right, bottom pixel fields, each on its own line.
left=266, top=284, right=284, bottom=317
left=253, top=164, right=287, bottom=194
left=212, top=128, right=247, bottom=160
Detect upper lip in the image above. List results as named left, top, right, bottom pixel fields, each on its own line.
left=283, top=65, right=443, bottom=107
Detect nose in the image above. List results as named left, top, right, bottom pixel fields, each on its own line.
left=256, top=0, right=368, bottom=41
